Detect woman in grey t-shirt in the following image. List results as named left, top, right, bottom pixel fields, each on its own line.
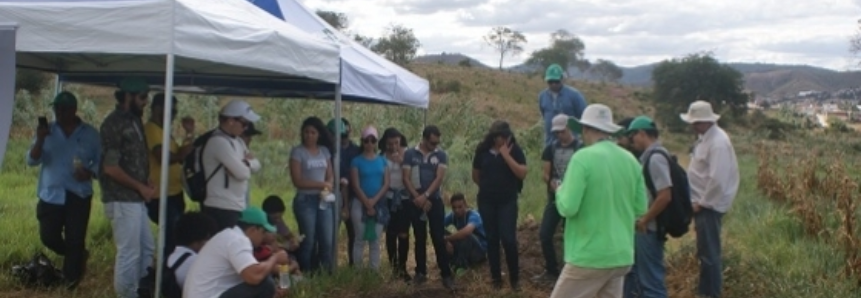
left=289, top=117, right=335, bottom=273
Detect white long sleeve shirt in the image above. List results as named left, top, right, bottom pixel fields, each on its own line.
left=202, top=129, right=261, bottom=211
left=687, top=124, right=739, bottom=213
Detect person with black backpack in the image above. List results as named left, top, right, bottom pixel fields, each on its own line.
left=622, top=116, right=683, bottom=298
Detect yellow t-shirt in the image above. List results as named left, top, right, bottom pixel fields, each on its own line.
left=144, top=121, right=184, bottom=196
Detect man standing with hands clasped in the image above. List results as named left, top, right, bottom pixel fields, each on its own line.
left=100, top=77, right=157, bottom=298
left=681, top=101, right=739, bottom=298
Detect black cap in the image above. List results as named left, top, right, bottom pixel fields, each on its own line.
left=243, top=122, right=262, bottom=137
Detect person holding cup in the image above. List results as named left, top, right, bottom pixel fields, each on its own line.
left=26, top=91, right=101, bottom=289
left=289, top=117, right=335, bottom=273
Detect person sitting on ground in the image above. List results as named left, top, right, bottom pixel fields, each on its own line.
left=443, top=193, right=487, bottom=272
left=261, top=195, right=300, bottom=253
left=253, top=232, right=302, bottom=276
left=167, top=212, right=218, bottom=293
left=183, top=207, right=290, bottom=298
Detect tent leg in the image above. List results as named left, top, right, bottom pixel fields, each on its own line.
left=53, top=74, right=61, bottom=95
left=332, top=84, right=342, bottom=271
left=154, top=53, right=176, bottom=298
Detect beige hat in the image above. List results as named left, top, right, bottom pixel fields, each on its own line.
left=680, top=100, right=720, bottom=123
left=571, top=104, right=622, bottom=134
left=551, top=114, right=570, bottom=132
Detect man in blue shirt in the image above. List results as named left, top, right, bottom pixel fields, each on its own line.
left=539, top=64, right=587, bottom=146
left=26, top=91, right=101, bottom=289
left=444, top=193, right=487, bottom=272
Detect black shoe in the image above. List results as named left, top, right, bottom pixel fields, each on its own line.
left=413, top=273, right=427, bottom=285
left=511, top=280, right=521, bottom=292
left=442, top=277, right=455, bottom=290
left=531, top=270, right=558, bottom=283
left=398, top=270, right=412, bottom=282
left=492, top=279, right=503, bottom=290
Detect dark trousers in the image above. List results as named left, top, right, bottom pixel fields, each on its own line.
left=447, top=232, right=486, bottom=269
left=343, top=212, right=355, bottom=266
left=696, top=208, right=724, bottom=298
left=477, top=195, right=519, bottom=284
left=407, top=196, right=452, bottom=278
left=386, top=202, right=411, bottom=274
left=203, top=206, right=241, bottom=232
left=539, top=198, right=564, bottom=275
left=36, top=192, right=92, bottom=283
left=219, top=276, right=275, bottom=298
left=145, top=193, right=185, bottom=258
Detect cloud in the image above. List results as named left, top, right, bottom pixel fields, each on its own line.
left=300, top=0, right=861, bottom=70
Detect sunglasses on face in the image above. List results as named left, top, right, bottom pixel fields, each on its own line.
left=547, top=80, right=561, bottom=85
left=363, top=138, right=377, bottom=144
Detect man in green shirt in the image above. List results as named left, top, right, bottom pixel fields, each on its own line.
left=550, top=104, right=648, bottom=298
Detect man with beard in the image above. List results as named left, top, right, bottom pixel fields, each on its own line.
left=616, top=117, right=640, bottom=157
left=100, top=77, right=157, bottom=298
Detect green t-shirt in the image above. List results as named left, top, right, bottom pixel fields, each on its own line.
left=555, top=140, right=648, bottom=269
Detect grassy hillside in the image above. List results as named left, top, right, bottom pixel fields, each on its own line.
left=4, top=63, right=860, bottom=297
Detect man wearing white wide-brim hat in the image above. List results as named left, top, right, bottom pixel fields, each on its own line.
left=680, top=100, right=739, bottom=298
left=550, top=104, right=648, bottom=298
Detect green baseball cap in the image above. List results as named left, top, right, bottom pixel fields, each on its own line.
left=545, top=64, right=564, bottom=81
left=238, top=207, right=276, bottom=232
left=117, top=77, right=150, bottom=93
left=626, top=116, right=657, bottom=134
left=326, top=118, right=349, bottom=134
left=51, top=91, right=78, bottom=107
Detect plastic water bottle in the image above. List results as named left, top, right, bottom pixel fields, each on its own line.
left=278, top=265, right=291, bottom=289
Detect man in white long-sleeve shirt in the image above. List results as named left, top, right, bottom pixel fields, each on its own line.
left=680, top=101, right=739, bottom=298
left=202, top=100, right=262, bottom=231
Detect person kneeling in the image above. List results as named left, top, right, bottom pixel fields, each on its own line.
left=183, top=207, right=289, bottom=298
left=444, top=193, right=487, bottom=272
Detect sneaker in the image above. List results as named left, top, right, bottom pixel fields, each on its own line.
left=442, top=277, right=455, bottom=290
left=413, top=273, right=428, bottom=285
left=531, top=270, right=558, bottom=283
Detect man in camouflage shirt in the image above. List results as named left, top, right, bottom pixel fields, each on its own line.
left=99, top=77, right=156, bottom=298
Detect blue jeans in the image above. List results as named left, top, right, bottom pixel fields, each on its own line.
left=293, top=193, right=335, bottom=273
left=104, top=202, right=155, bottom=298
left=696, top=208, right=724, bottom=298
left=624, top=231, right=667, bottom=298
left=539, top=198, right=564, bottom=275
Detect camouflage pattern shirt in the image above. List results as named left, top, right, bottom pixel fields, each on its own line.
left=99, top=107, right=150, bottom=203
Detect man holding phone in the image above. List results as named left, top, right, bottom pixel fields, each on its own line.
left=27, top=91, right=101, bottom=289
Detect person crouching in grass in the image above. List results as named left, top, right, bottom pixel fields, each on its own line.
left=443, top=193, right=487, bottom=274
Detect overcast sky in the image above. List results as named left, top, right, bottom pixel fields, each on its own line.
left=301, top=0, right=861, bottom=71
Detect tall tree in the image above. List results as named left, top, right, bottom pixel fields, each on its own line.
left=526, top=29, right=585, bottom=74
left=316, top=10, right=349, bottom=31
left=651, top=52, right=750, bottom=132
left=483, top=26, right=527, bottom=70
left=573, top=59, right=591, bottom=78
left=589, top=59, right=623, bottom=82
left=850, top=19, right=861, bottom=66
left=371, top=24, right=421, bottom=66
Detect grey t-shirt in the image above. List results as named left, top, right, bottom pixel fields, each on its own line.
left=639, top=142, right=673, bottom=231
left=290, top=145, right=331, bottom=195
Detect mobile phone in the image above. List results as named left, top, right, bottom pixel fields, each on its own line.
left=38, top=116, right=48, bottom=127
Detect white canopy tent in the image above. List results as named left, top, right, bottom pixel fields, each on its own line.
left=0, top=0, right=341, bottom=296
left=249, top=0, right=430, bottom=108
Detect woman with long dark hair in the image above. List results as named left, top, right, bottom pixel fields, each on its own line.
left=471, top=120, right=528, bottom=291
left=378, top=127, right=412, bottom=280
left=289, top=116, right=335, bottom=273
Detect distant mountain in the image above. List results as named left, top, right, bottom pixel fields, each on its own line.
left=413, top=53, right=491, bottom=69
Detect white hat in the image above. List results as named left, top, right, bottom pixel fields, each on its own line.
left=680, top=100, right=720, bottom=123
left=220, top=100, right=261, bottom=122
left=551, top=114, right=570, bottom=132
left=572, top=104, right=622, bottom=134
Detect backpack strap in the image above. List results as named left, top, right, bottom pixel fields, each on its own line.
left=642, top=149, right=673, bottom=198
left=168, top=252, right=193, bottom=271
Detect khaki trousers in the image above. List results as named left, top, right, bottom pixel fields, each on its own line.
left=549, top=263, right=632, bottom=298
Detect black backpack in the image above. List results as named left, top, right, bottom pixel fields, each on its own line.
left=642, top=149, right=694, bottom=240
left=183, top=130, right=231, bottom=203
left=137, top=252, right=192, bottom=298
left=10, top=253, right=64, bottom=288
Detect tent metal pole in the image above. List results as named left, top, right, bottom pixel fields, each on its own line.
left=53, top=74, right=60, bottom=95
left=332, top=83, right=342, bottom=271
left=154, top=52, right=175, bottom=298
left=155, top=0, right=178, bottom=296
